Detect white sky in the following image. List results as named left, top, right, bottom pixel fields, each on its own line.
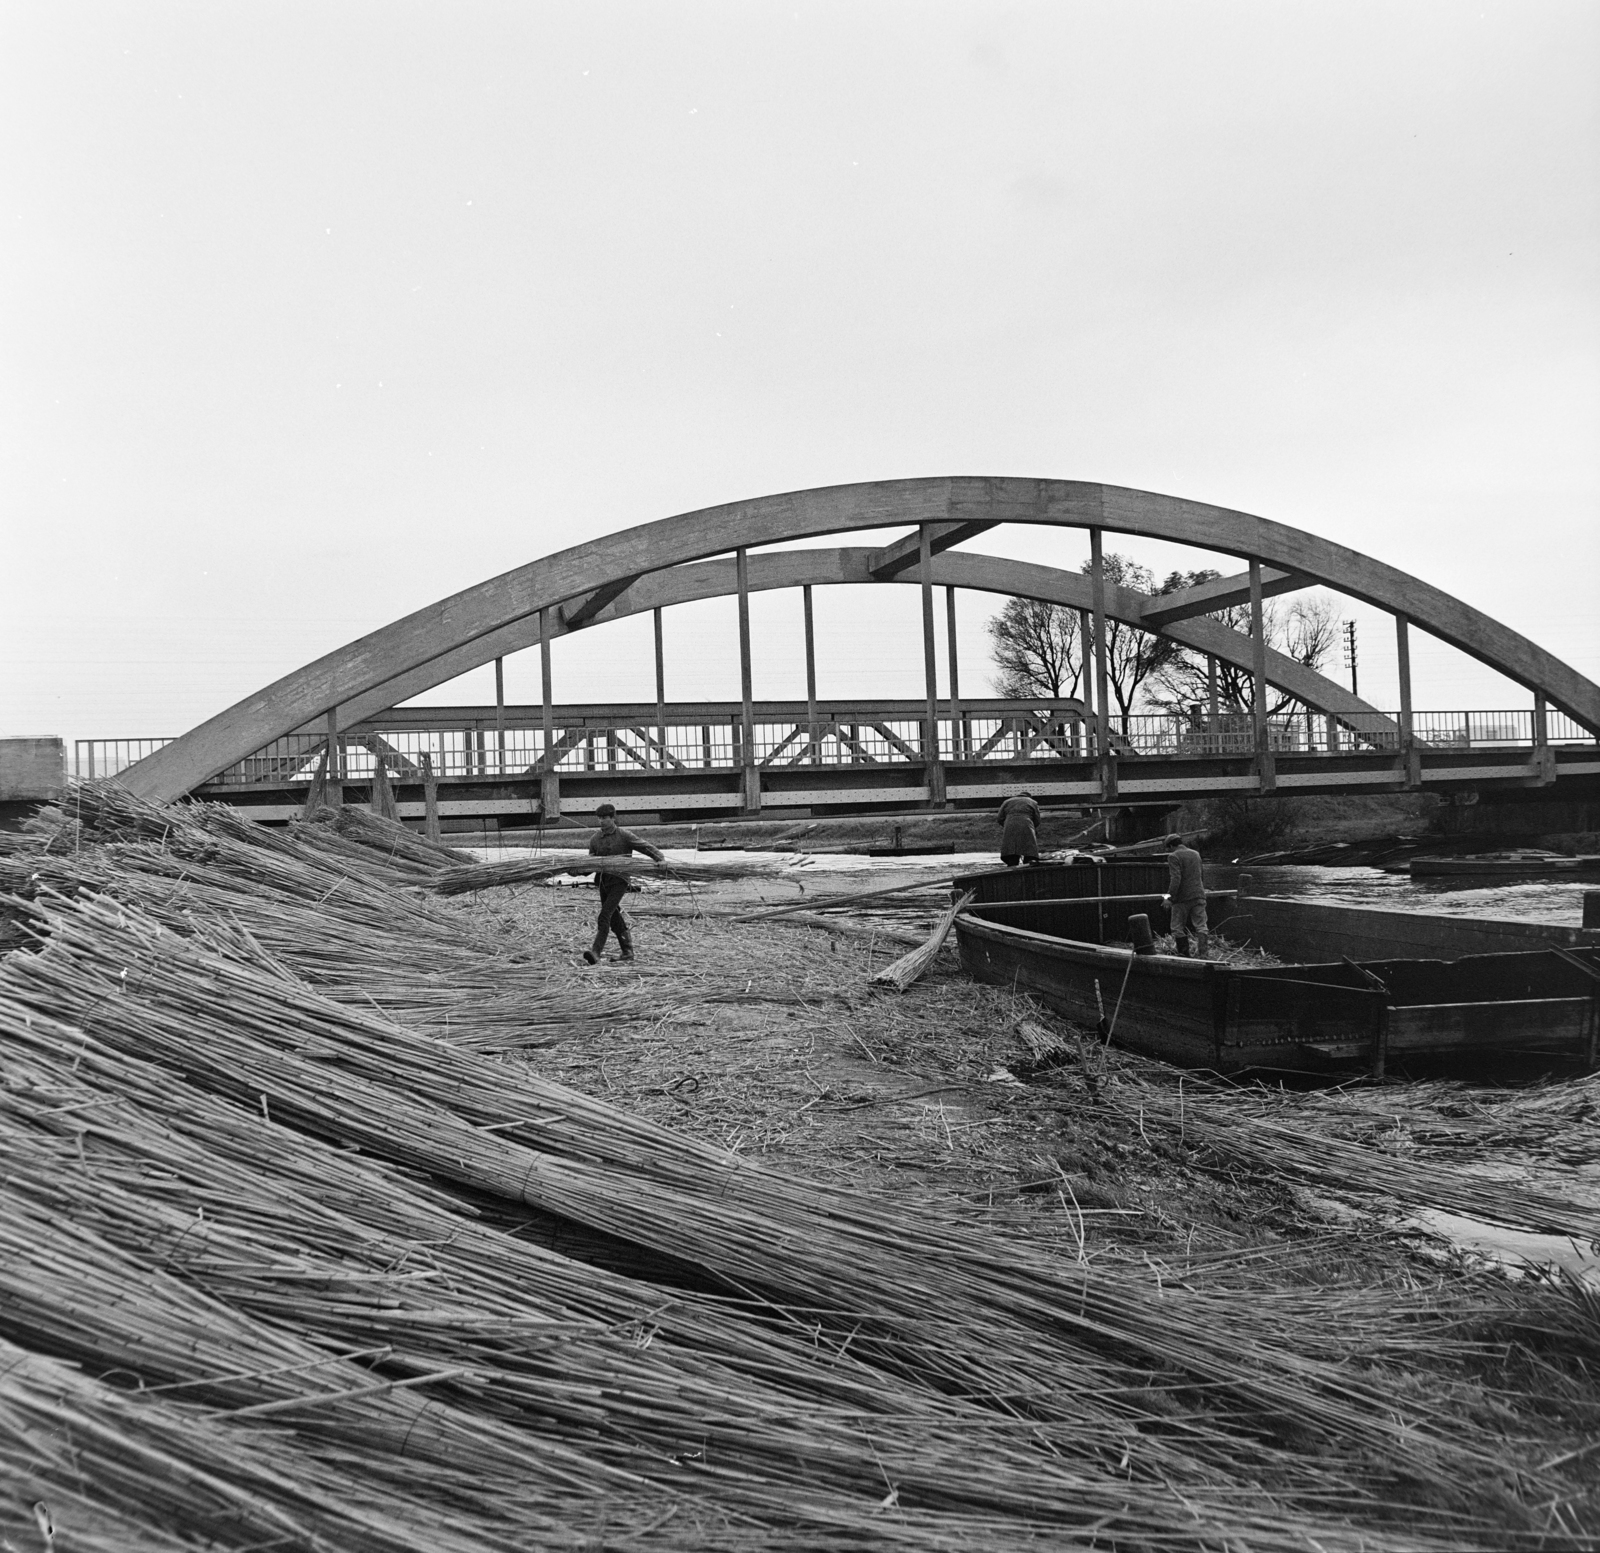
left=4, top=1, right=1597, bottom=746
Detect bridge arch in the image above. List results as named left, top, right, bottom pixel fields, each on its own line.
left=123, top=477, right=1600, bottom=802
left=310, top=547, right=1392, bottom=735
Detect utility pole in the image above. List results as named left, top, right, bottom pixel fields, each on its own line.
left=1342, top=620, right=1359, bottom=697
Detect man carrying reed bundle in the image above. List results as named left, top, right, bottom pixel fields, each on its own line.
left=583, top=803, right=665, bottom=965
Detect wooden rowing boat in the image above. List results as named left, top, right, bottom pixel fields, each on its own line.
left=951, top=862, right=1600, bottom=1076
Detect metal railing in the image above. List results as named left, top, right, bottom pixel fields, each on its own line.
left=73, top=738, right=174, bottom=779
left=74, top=705, right=1596, bottom=786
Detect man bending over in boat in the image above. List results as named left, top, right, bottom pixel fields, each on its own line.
left=1163, top=833, right=1208, bottom=958
left=584, top=803, right=665, bottom=965
left=997, top=792, right=1042, bottom=867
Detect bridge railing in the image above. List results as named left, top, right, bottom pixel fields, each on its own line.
left=73, top=738, right=176, bottom=780
left=76, top=704, right=1595, bottom=787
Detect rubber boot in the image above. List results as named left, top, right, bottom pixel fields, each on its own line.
left=1174, top=935, right=1191, bottom=958
left=615, top=925, right=635, bottom=963
left=584, top=928, right=607, bottom=965
left=1195, top=932, right=1209, bottom=961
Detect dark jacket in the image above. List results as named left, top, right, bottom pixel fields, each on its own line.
left=997, top=795, right=1041, bottom=857
left=588, top=825, right=662, bottom=860
left=1167, top=844, right=1205, bottom=903
left=588, top=825, right=664, bottom=890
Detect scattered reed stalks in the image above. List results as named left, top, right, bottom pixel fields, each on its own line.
left=0, top=783, right=1595, bottom=1549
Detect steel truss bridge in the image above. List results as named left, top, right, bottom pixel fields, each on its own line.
left=107, top=478, right=1600, bottom=829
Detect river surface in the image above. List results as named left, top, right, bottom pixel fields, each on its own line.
left=1207, top=864, right=1593, bottom=927
left=474, top=841, right=1593, bottom=927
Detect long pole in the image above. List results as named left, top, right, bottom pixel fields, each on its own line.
left=1077, top=608, right=1095, bottom=757
left=919, top=523, right=944, bottom=802
left=1249, top=561, right=1274, bottom=791
left=1396, top=614, right=1414, bottom=771
left=653, top=606, right=667, bottom=772
left=1248, top=561, right=1267, bottom=754
left=493, top=656, right=505, bottom=776
left=736, top=546, right=757, bottom=811
left=539, top=606, right=558, bottom=820
left=325, top=706, right=342, bottom=803
left=945, top=585, right=963, bottom=762
left=803, top=584, right=819, bottom=764
left=1089, top=530, right=1110, bottom=760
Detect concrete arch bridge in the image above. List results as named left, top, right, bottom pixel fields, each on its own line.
left=109, top=478, right=1600, bottom=833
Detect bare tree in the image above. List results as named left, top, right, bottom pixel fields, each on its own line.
left=986, top=596, right=1083, bottom=698
left=1146, top=570, right=1342, bottom=717
left=1085, top=555, right=1187, bottom=725
left=985, top=555, right=1194, bottom=720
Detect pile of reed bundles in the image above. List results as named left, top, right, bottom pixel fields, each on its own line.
left=1, top=786, right=1597, bottom=1550
left=1114, top=1072, right=1600, bottom=1242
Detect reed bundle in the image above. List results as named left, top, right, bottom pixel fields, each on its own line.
left=433, top=852, right=792, bottom=896
left=313, top=801, right=479, bottom=868
left=1, top=796, right=660, bottom=1049
left=1, top=788, right=1595, bottom=1548
left=870, top=892, right=975, bottom=992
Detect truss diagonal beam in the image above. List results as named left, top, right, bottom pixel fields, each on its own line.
left=1141, top=567, right=1310, bottom=628
left=867, top=520, right=997, bottom=579
left=560, top=576, right=642, bottom=631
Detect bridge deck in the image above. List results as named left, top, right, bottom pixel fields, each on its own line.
left=80, top=699, right=1599, bottom=828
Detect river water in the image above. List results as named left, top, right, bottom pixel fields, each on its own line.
left=1207, top=864, right=1595, bottom=928
left=475, top=840, right=1595, bottom=927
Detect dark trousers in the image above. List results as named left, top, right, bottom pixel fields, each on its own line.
left=592, top=878, right=632, bottom=955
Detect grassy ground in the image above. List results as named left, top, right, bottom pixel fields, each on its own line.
left=479, top=870, right=1599, bottom=1268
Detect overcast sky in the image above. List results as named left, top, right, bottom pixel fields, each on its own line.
left=5, top=1, right=1597, bottom=749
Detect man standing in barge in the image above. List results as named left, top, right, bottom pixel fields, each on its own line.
left=1163, top=833, right=1208, bottom=959
left=584, top=803, right=665, bottom=965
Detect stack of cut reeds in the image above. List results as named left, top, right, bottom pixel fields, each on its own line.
left=1, top=787, right=1596, bottom=1549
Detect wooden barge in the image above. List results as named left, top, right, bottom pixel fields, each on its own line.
left=1408, top=849, right=1600, bottom=879
left=952, top=861, right=1600, bottom=1076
